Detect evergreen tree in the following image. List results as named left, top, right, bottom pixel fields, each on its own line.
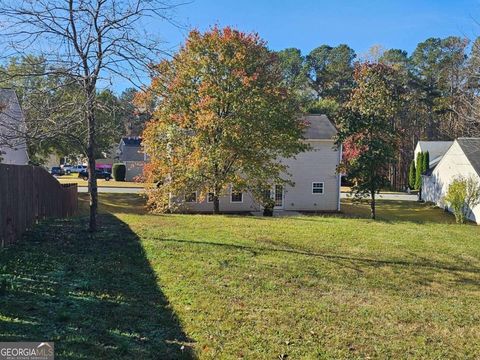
left=415, top=152, right=424, bottom=189
left=408, top=161, right=416, bottom=189
left=423, top=151, right=430, bottom=172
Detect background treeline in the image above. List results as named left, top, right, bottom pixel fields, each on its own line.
left=276, top=36, right=480, bottom=190
left=0, top=56, right=147, bottom=164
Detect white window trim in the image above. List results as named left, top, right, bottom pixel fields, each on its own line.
left=230, top=190, right=243, bottom=203
left=185, top=191, right=198, bottom=203
left=312, top=182, right=325, bottom=195
left=207, top=192, right=214, bottom=203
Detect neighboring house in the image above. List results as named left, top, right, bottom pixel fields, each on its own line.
left=44, top=153, right=61, bottom=170
left=414, top=141, right=453, bottom=169
left=181, top=114, right=342, bottom=213
left=116, top=137, right=146, bottom=181
left=0, top=89, right=29, bottom=165
left=422, top=138, right=480, bottom=224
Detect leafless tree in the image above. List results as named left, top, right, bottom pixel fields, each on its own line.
left=456, top=37, right=480, bottom=138
left=0, top=0, right=182, bottom=231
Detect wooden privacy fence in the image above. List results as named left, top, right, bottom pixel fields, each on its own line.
left=0, top=164, right=78, bottom=246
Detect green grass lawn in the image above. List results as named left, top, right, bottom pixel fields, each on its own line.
left=1, top=195, right=480, bottom=359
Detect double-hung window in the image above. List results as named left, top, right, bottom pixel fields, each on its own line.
left=312, top=182, right=324, bottom=194
left=185, top=192, right=197, bottom=203
left=207, top=192, right=215, bottom=203
left=231, top=191, right=243, bottom=203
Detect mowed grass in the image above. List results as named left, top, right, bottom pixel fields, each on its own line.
left=1, top=194, right=480, bottom=359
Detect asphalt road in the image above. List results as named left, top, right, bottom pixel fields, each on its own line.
left=77, top=186, right=418, bottom=201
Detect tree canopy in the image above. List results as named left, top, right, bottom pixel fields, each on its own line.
left=337, top=62, right=405, bottom=219
left=141, top=27, right=307, bottom=213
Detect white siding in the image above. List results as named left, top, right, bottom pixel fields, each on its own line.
left=422, top=141, right=480, bottom=224
left=0, top=145, right=29, bottom=165
left=0, top=89, right=29, bottom=165
left=281, top=140, right=340, bottom=211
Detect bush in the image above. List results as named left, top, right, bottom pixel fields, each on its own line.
left=263, top=197, right=275, bottom=217
left=112, top=163, right=126, bottom=181
left=408, top=160, right=416, bottom=189
left=444, top=176, right=480, bottom=224
left=423, top=151, right=430, bottom=173
left=415, top=152, right=423, bottom=190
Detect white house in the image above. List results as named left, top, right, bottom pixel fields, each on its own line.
left=414, top=141, right=453, bottom=169
left=0, top=89, right=29, bottom=165
left=422, top=138, right=480, bottom=224
left=181, top=114, right=341, bottom=213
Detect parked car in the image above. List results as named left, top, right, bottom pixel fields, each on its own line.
left=71, top=165, right=87, bottom=173
left=61, top=164, right=73, bottom=174
left=62, top=164, right=87, bottom=174
left=51, top=167, right=65, bottom=176
left=78, top=169, right=112, bottom=181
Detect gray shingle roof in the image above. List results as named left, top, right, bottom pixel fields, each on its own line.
left=457, top=138, right=480, bottom=177
left=302, top=114, right=337, bottom=140
left=121, top=137, right=142, bottom=147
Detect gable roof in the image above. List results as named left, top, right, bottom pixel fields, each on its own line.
left=457, top=138, right=480, bottom=177
left=415, top=141, right=453, bottom=164
left=302, top=114, right=337, bottom=140
left=121, top=137, right=142, bottom=147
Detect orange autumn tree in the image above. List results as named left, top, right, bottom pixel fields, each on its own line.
left=141, top=27, right=307, bottom=213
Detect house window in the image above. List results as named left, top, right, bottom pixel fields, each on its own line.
left=231, top=191, right=243, bottom=203
left=185, top=192, right=197, bottom=203
left=312, top=182, right=324, bottom=194
left=207, top=192, right=214, bottom=203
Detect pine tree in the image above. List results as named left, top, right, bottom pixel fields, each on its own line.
left=408, top=160, right=416, bottom=189
left=415, top=152, right=423, bottom=189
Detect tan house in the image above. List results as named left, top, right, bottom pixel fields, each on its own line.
left=116, top=137, right=146, bottom=181
left=0, top=89, right=29, bottom=165
left=422, top=138, right=480, bottom=224
left=182, top=114, right=342, bottom=213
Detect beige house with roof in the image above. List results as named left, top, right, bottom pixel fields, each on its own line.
left=116, top=137, right=146, bottom=181
left=181, top=114, right=342, bottom=213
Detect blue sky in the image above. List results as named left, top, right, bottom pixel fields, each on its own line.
left=115, top=0, right=480, bottom=91
left=159, top=0, right=480, bottom=54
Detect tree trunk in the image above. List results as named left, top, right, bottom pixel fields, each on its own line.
left=370, top=190, right=376, bottom=220
left=213, top=195, right=220, bottom=214
left=86, top=90, right=97, bottom=232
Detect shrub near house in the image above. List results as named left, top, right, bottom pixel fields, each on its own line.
left=112, top=163, right=126, bottom=182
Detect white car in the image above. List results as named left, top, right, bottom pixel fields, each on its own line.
left=61, top=164, right=86, bottom=174
left=71, top=165, right=87, bottom=173
left=61, top=164, right=73, bottom=174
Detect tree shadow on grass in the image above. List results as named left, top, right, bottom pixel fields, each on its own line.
left=0, top=214, right=195, bottom=359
